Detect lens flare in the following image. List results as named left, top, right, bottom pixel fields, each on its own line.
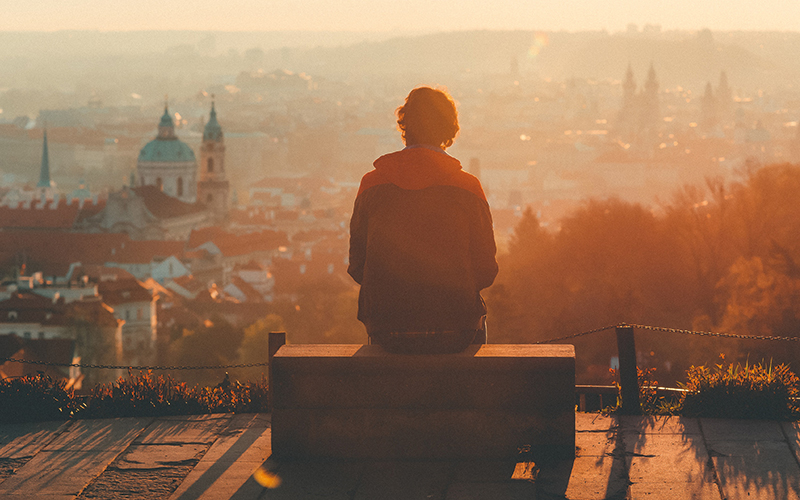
left=527, top=32, right=549, bottom=58
left=253, top=466, right=281, bottom=489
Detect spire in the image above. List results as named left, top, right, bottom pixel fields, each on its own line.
left=157, top=102, right=176, bottom=140
left=37, top=129, right=51, bottom=188
left=203, top=95, right=223, bottom=142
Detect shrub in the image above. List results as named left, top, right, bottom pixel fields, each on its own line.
left=83, top=370, right=270, bottom=418
left=678, top=357, right=800, bottom=420
left=0, top=371, right=271, bottom=422
left=0, top=374, right=79, bottom=423
left=608, top=366, right=677, bottom=415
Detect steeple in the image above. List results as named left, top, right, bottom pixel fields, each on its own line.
left=198, top=98, right=229, bottom=220
left=203, top=97, right=223, bottom=142
left=37, top=129, right=51, bottom=188
left=157, top=102, right=177, bottom=140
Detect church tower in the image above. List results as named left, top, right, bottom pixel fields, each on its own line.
left=197, top=100, right=229, bottom=219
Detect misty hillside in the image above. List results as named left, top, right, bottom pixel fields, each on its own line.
left=1, top=29, right=799, bottom=112
left=283, top=29, right=797, bottom=90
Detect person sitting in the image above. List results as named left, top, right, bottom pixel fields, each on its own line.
left=347, top=86, right=498, bottom=354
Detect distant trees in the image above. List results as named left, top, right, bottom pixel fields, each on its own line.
left=488, top=163, right=800, bottom=385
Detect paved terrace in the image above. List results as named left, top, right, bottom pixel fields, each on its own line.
left=1, top=413, right=799, bottom=499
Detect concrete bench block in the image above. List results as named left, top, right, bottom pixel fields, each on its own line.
left=271, top=344, right=575, bottom=459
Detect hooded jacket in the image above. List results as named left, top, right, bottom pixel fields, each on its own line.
left=348, top=146, right=498, bottom=334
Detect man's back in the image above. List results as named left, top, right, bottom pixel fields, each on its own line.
left=348, top=146, right=497, bottom=334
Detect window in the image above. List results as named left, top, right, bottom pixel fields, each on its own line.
left=125, top=309, right=130, bottom=321
left=137, top=308, right=143, bottom=320
left=207, top=157, right=214, bottom=173
left=38, top=331, right=45, bottom=339
left=23, top=332, right=31, bottom=339
left=156, top=177, right=163, bottom=190
left=8, top=311, right=17, bottom=320
left=177, top=177, right=183, bottom=197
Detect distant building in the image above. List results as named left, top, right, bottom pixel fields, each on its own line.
left=197, top=101, right=230, bottom=221
left=137, top=105, right=197, bottom=203
left=97, top=278, right=156, bottom=366
left=76, top=185, right=214, bottom=240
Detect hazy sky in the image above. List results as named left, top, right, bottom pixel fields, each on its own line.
left=4, top=0, right=800, bottom=32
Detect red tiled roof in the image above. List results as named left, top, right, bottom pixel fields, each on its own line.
left=67, top=298, right=120, bottom=328
left=233, top=260, right=264, bottom=272
left=132, top=186, right=205, bottom=219
left=250, top=176, right=334, bottom=192
left=0, top=200, right=80, bottom=229
left=80, top=265, right=136, bottom=282
left=188, top=227, right=288, bottom=257
left=227, top=276, right=264, bottom=302
left=0, top=291, right=67, bottom=326
left=98, top=279, right=152, bottom=305
left=187, top=226, right=229, bottom=249
left=107, top=239, right=185, bottom=264
left=0, top=230, right=129, bottom=275
left=228, top=209, right=274, bottom=226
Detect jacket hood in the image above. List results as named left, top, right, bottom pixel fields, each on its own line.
left=372, top=147, right=463, bottom=190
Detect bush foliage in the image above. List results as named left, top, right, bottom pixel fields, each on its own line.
left=678, top=358, right=800, bottom=420
left=0, top=373, right=79, bottom=423
left=0, top=370, right=269, bottom=424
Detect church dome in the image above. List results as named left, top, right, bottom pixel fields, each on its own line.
left=138, top=105, right=196, bottom=163
left=138, top=139, right=196, bottom=163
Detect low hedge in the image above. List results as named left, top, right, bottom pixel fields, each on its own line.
left=0, top=370, right=269, bottom=424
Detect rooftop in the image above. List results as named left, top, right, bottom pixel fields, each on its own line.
left=0, top=413, right=797, bottom=498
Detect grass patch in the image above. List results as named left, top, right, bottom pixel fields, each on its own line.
left=0, top=370, right=269, bottom=424
left=677, top=358, right=800, bottom=420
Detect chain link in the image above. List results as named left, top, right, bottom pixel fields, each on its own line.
left=627, top=323, right=800, bottom=342
left=532, top=324, right=617, bottom=344
left=0, top=358, right=270, bottom=370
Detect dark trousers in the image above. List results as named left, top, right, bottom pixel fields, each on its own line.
left=370, top=316, right=487, bottom=355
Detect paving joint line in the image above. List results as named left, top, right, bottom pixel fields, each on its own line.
left=779, top=421, right=800, bottom=472
left=73, top=417, right=155, bottom=499
left=697, top=419, right=726, bottom=500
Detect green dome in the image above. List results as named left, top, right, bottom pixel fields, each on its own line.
left=138, top=138, right=196, bottom=162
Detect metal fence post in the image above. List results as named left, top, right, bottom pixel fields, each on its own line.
left=615, top=325, right=640, bottom=414
left=268, top=331, right=286, bottom=412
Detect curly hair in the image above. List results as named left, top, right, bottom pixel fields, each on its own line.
left=396, top=87, right=459, bottom=148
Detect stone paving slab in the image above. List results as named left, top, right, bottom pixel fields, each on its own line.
left=700, top=418, right=785, bottom=441
left=0, top=420, right=72, bottom=484
left=77, top=414, right=236, bottom=500
left=0, top=420, right=71, bottom=459
left=0, top=418, right=150, bottom=499
left=169, top=413, right=273, bottom=500
left=622, top=415, right=701, bottom=435
left=0, top=413, right=799, bottom=499
left=708, top=440, right=800, bottom=500
left=135, top=414, right=232, bottom=445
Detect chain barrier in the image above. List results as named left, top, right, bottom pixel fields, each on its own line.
left=626, top=323, right=800, bottom=343
left=2, top=322, right=798, bottom=371
left=532, top=324, right=617, bottom=344
left=0, top=358, right=270, bottom=371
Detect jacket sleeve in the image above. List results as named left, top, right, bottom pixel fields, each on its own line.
left=347, top=193, right=368, bottom=285
left=471, top=199, right=499, bottom=290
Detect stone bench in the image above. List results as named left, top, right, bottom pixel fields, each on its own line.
left=271, top=344, right=575, bottom=459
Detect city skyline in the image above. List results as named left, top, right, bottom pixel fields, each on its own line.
left=4, top=0, right=800, bottom=33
